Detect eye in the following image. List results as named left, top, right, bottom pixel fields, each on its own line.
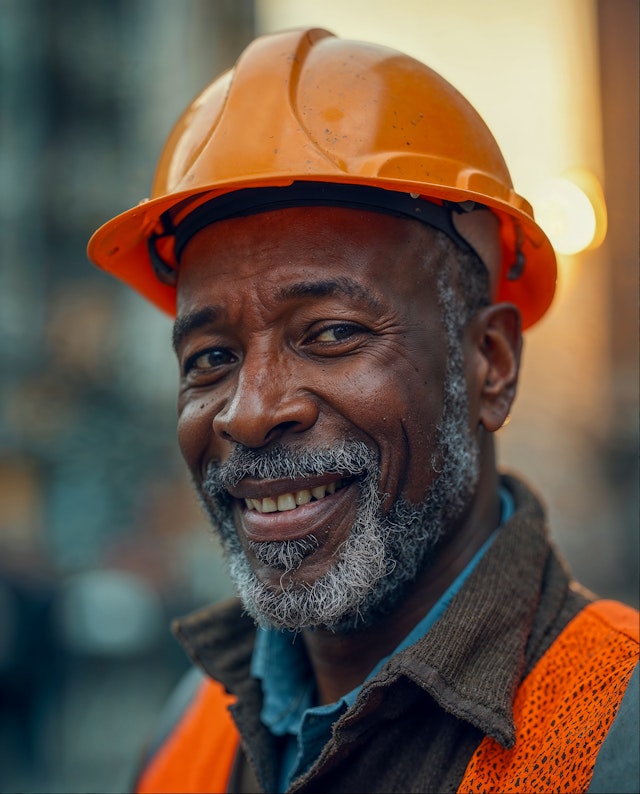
left=309, top=323, right=363, bottom=344
left=301, top=321, right=370, bottom=357
left=184, top=347, right=237, bottom=375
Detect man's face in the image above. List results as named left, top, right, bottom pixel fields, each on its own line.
left=174, top=206, right=480, bottom=631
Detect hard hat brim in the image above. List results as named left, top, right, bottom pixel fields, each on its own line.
left=87, top=173, right=556, bottom=329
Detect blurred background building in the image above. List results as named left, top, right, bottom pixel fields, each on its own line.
left=0, top=1, right=637, bottom=792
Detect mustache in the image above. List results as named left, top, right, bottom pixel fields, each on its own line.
left=203, top=440, right=378, bottom=494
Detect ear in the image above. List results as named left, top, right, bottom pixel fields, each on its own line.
left=467, top=303, right=522, bottom=433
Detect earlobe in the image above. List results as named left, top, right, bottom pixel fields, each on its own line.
left=474, top=304, right=522, bottom=433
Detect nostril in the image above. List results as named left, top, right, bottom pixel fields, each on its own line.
left=212, top=388, right=319, bottom=448
left=265, top=420, right=303, bottom=443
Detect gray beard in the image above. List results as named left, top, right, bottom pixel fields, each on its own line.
left=198, top=354, right=479, bottom=634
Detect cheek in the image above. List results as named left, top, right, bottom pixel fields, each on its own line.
left=400, top=382, right=445, bottom=498
left=176, top=396, right=219, bottom=480
left=463, top=348, right=485, bottom=434
left=385, top=348, right=447, bottom=501
left=323, top=353, right=445, bottom=501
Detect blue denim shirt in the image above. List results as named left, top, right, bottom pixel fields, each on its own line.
left=251, top=487, right=515, bottom=792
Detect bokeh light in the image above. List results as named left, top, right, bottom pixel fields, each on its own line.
left=530, top=169, right=608, bottom=255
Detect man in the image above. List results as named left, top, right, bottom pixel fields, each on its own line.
left=88, top=28, right=638, bottom=794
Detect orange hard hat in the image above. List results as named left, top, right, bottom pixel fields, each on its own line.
left=87, top=27, right=556, bottom=328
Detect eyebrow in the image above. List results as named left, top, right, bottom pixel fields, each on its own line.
left=172, top=276, right=385, bottom=353
left=275, top=276, right=385, bottom=314
left=172, top=305, right=221, bottom=353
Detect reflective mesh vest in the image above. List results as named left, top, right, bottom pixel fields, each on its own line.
left=136, top=600, right=638, bottom=794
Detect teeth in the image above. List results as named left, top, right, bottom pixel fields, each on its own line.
left=277, top=493, right=297, bottom=511
left=261, top=497, right=277, bottom=513
left=244, top=481, right=343, bottom=513
left=295, top=489, right=312, bottom=505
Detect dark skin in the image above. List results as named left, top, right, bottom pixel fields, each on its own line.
left=174, top=206, right=522, bottom=705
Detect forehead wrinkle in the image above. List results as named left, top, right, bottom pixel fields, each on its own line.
left=275, top=276, right=385, bottom=315
left=172, top=305, right=222, bottom=353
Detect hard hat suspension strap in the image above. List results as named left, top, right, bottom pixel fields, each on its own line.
left=172, top=182, right=480, bottom=263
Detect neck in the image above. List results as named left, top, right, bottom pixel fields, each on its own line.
left=303, top=435, right=501, bottom=705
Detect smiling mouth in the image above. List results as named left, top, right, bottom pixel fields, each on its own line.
left=242, top=479, right=347, bottom=514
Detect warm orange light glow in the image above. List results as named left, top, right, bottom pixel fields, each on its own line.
left=530, top=169, right=607, bottom=255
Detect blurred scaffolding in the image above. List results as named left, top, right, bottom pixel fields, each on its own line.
left=0, top=1, right=638, bottom=793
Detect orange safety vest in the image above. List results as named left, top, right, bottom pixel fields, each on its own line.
left=137, top=677, right=239, bottom=794
left=136, top=600, right=638, bottom=794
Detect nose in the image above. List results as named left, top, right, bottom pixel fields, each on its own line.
left=212, top=355, right=319, bottom=448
